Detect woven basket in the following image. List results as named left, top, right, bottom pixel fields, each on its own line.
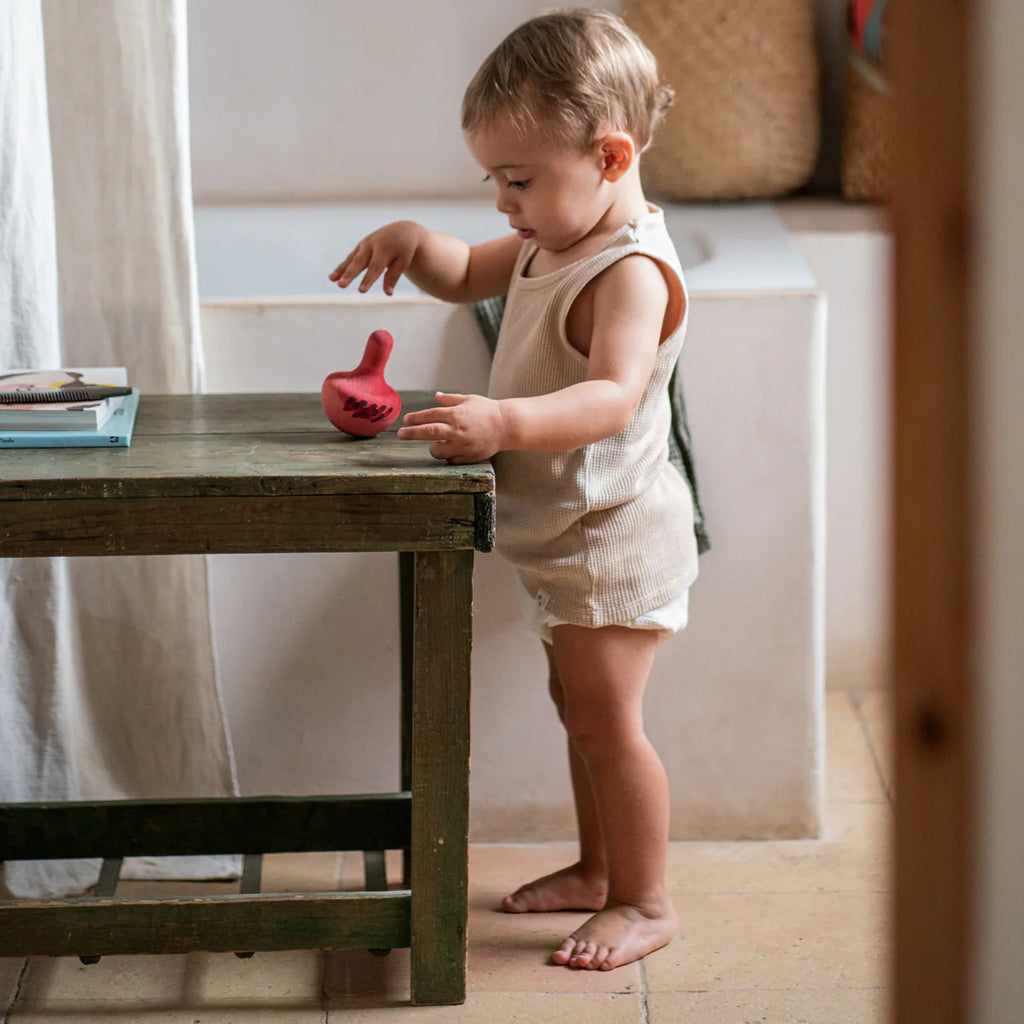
left=840, top=49, right=893, bottom=200
left=623, top=0, right=821, bottom=200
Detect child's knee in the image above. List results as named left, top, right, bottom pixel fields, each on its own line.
left=563, top=706, right=638, bottom=759
left=548, top=676, right=567, bottom=720
left=544, top=645, right=568, bottom=719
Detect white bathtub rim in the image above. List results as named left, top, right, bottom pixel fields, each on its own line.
left=194, top=199, right=819, bottom=300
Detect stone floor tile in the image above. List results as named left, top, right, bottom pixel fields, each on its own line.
left=827, top=691, right=888, bottom=803
left=647, top=986, right=888, bottom=1024
left=327, top=990, right=639, bottom=1021
left=469, top=842, right=579, bottom=895
left=322, top=947, right=412, bottom=1005
left=16, top=950, right=323, bottom=1007
left=259, top=850, right=345, bottom=892
left=665, top=800, right=892, bottom=895
left=322, top=892, right=642, bottom=1003
left=855, top=689, right=893, bottom=801
left=174, top=949, right=324, bottom=1002
left=2, top=958, right=25, bottom=1014
left=16, top=955, right=192, bottom=1006
left=464, top=892, right=640, bottom=994
left=9, top=1007, right=324, bottom=1023
left=645, top=890, right=890, bottom=993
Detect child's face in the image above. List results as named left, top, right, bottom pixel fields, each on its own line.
left=465, top=116, right=610, bottom=254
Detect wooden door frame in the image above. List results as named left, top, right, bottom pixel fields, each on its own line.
left=891, top=0, right=976, bottom=1020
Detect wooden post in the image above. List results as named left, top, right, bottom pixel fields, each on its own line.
left=890, top=0, right=977, bottom=1021
left=409, top=548, right=473, bottom=1005
left=399, top=549, right=415, bottom=888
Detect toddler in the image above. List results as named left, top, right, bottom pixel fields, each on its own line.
left=330, top=8, right=699, bottom=972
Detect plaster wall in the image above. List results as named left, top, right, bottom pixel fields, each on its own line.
left=186, top=0, right=848, bottom=203
left=199, top=239, right=826, bottom=839
left=790, top=230, right=893, bottom=691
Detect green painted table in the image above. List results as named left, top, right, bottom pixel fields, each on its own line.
left=0, top=392, right=494, bottom=1006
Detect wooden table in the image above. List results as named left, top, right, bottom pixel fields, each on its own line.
left=0, top=392, right=494, bottom=1006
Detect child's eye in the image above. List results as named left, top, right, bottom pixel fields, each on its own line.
left=482, top=174, right=492, bottom=183
left=508, top=179, right=530, bottom=191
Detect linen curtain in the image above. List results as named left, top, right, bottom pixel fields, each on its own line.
left=0, top=0, right=237, bottom=898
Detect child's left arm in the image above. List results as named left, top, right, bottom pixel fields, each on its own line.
left=398, top=255, right=670, bottom=462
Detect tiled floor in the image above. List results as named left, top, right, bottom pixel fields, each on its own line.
left=1, top=689, right=892, bottom=1023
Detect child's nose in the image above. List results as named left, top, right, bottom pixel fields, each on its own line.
left=495, top=191, right=517, bottom=215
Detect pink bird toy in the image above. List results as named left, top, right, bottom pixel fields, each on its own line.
left=321, top=329, right=402, bottom=438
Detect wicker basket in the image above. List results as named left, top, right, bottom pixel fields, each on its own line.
left=840, top=47, right=893, bottom=200
left=623, top=0, right=821, bottom=201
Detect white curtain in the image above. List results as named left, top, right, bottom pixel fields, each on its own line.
left=0, top=0, right=238, bottom=898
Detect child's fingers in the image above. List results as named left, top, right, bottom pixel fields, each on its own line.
left=356, top=261, right=383, bottom=291
left=328, top=257, right=350, bottom=281
left=430, top=440, right=458, bottom=462
left=397, top=422, right=449, bottom=442
left=330, top=247, right=366, bottom=286
left=381, top=256, right=409, bottom=296
left=434, top=391, right=468, bottom=406
left=357, top=251, right=405, bottom=293
left=400, top=406, right=455, bottom=427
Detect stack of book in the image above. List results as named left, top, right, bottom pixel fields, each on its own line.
left=0, top=367, right=140, bottom=448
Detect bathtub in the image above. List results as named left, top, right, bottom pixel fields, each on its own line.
left=194, top=199, right=812, bottom=300
left=194, top=200, right=826, bottom=841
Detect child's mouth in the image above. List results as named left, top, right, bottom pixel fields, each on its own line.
left=516, top=228, right=535, bottom=239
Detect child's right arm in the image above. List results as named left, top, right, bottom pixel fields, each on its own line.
left=329, top=220, right=520, bottom=303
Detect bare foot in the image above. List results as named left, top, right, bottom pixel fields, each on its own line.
left=551, top=898, right=678, bottom=970
left=501, top=862, right=607, bottom=913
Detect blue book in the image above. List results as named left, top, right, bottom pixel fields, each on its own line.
left=0, top=389, right=140, bottom=448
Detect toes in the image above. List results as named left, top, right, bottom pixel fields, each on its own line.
left=570, top=940, right=598, bottom=968
left=502, top=884, right=539, bottom=913
left=552, top=937, right=576, bottom=965
left=501, top=892, right=526, bottom=913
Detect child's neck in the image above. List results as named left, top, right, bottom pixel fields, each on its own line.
left=594, top=172, right=650, bottom=237
left=537, top=174, right=650, bottom=273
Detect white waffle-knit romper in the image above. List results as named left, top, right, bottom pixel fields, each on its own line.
left=487, top=204, right=699, bottom=630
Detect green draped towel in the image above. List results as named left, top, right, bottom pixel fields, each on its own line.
left=472, top=295, right=710, bottom=555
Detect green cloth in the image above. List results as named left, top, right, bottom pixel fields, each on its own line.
left=472, top=295, right=710, bottom=554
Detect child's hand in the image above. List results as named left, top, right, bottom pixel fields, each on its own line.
left=397, top=392, right=506, bottom=463
left=329, top=221, right=423, bottom=296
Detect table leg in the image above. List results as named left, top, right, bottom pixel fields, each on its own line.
left=399, top=550, right=414, bottom=888
left=409, top=548, right=473, bottom=1006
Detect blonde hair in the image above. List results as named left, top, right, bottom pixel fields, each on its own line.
left=462, top=9, right=674, bottom=152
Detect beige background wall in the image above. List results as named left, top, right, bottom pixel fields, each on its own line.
left=187, top=0, right=847, bottom=203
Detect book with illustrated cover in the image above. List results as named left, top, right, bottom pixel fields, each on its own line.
left=0, top=389, right=140, bottom=448
left=0, top=367, right=130, bottom=430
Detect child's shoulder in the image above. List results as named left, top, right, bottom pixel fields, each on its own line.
left=592, top=249, right=671, bottom=307
left=582, top=214, right=685, bottom=343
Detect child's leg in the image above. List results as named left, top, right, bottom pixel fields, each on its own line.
left=547, top=623, right=677, bottom=971
left=502, top=640, right=608, bottom=912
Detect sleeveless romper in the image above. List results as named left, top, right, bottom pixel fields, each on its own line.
left=487, top=204, right=699, bottom=629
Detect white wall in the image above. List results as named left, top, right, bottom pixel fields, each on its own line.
left=187, top=0, right=607, bottom=202
left=790, top=227, right=893, bottom=690
left=187, top=0, right=848, bottom=202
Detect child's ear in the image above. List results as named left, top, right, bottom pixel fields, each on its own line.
left=597, top=132, right=635, bottom=181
